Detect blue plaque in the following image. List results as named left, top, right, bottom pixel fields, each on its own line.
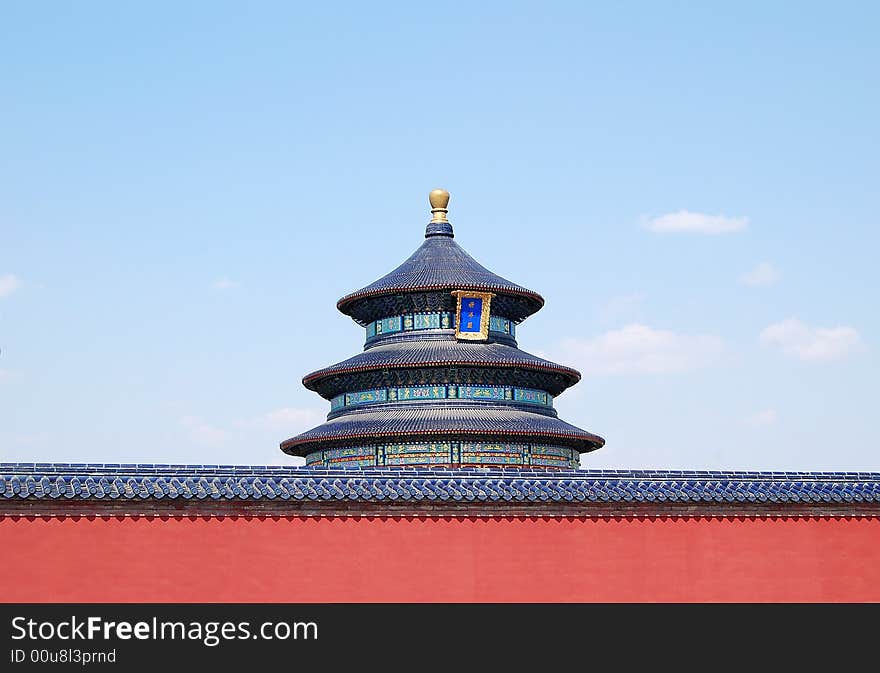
left=458, top=297, right=483, bottom=333
left=451, top=290, right=494, bottom=341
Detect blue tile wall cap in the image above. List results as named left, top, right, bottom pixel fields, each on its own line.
left=1, top=464, right=878, bottom=504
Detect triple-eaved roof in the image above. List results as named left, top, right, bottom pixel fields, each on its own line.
left=282, top=189, right=604, bottom=467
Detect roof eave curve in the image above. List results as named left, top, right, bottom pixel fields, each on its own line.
left=302, top=359, right=582, bottom=393
left=333, top=230, right=545, bottom=323
left=281, top=428, right=605, bottom=455
left=336, top=283, right=545, bottom=315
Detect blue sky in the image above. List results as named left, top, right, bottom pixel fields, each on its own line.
left=1, top=2, right=877, bottom=469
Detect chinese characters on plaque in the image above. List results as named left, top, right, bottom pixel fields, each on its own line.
left=451, top=290, right=495, bottom=341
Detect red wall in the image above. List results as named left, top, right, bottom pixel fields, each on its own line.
left=2, top=516, right=878, bottom=602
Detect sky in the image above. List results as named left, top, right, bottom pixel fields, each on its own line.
left=1, top=2, right=877, bottom=470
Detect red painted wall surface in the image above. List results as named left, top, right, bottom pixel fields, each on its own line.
left=2, top=516, right=878, bottom=602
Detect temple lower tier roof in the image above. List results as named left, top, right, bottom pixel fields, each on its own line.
left=280, top=405, right=605, bottom=456
left=303, top=339, right=581, bottom=398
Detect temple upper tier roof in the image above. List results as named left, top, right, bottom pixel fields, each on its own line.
left=336, top=190, right=544, bottom=324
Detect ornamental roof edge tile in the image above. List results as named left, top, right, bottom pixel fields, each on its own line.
left=2, top=463, right=878, bottom=507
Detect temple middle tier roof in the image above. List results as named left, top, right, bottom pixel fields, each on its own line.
left=302, top=339, right=581, bottom=399
left=280, top=405, right=605, bottom=455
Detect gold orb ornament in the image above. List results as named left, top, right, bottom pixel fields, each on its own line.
left=429, top=188, right=450, bottom=223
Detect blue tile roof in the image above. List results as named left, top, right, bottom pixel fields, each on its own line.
left=302, top=339, right=581, bottom=395
left=280, top=406, right=605, bottom=455
left=1, top=464, right=878, bottom=505
left=336, top=233, right=544, bottom=322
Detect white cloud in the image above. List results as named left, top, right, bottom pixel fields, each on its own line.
left=212, top=278, right=240, bottom=290
left=557, top=323, right=725, bottom=375
left=745, top=409, right=778, bottom=427
left=177, top=407, right=323, bottom=451
left=643, top=210, right=748, bottom=234
left=180, top=416, right=229, bottom=445
left=760, top=318, right=863, bottom=362
left=598, top=292, right=646, bottom=324
left=0, top=274, right=21, bottom=298
left=739, top=262, right=780, bottom=286
left=242, top=407, right=324, bottom=431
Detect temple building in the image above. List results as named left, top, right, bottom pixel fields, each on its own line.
left=283, top=189, right=603, bottom=468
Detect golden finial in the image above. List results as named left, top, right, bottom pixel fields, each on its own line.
left=429, top=188, right=450, bottom=223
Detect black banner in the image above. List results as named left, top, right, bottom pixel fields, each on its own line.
left=0, top=603, right=865, bottom=668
